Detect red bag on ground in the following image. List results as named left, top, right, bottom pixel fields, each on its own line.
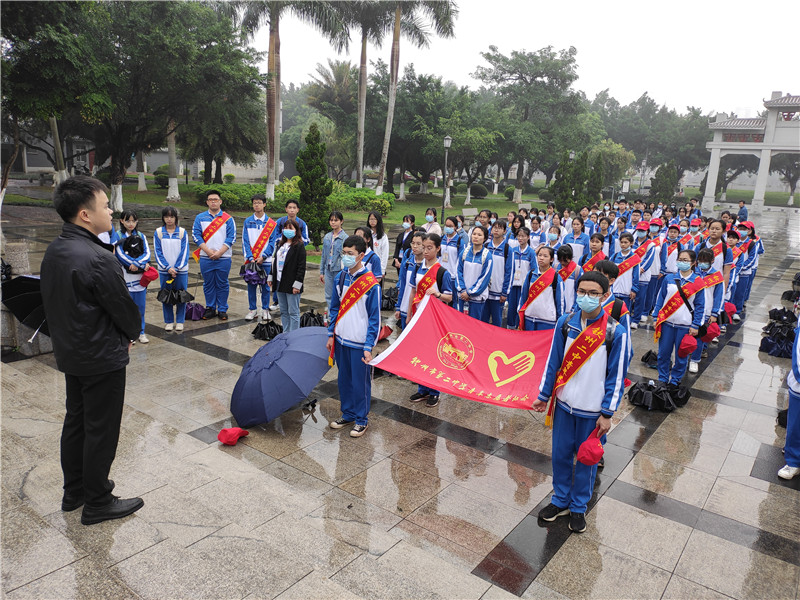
left=217, top=427, right=249, bottom=446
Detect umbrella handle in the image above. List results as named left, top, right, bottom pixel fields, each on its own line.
left=27, top=318, right=46, bottom=343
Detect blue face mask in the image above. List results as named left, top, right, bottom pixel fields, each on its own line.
left=676, top=260, right=692, bottom=272
left=650, top=226, right=659, bottom=233
left=490, top=218, right=496, bottom=225
left=547, top=233, right=558, bottom=242
left=698, top=262, right=711, bottom=271
left=341, top=254, right=357, bottom=269
left=679, top=226, right=688, bottom=234
left=283, top=229, right=295, bottom=239
left=636, top=230, right=646, bottom=238
left=402, top=222, right=411, bottom=230
left=690, top=226, right=699, bottom=233
left=425, top=214, right=434, bottom=223
left=577, top=295, right=601, bottom=313
left=444, top=226, right=454, bottom=235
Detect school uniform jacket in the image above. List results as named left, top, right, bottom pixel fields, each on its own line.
left=395, top=251, right=421, bottom=317
left=242, top=214, right=276, bottom=263
left=695, top=267, right=724, bottom=320
left=412, top=260, right=455, bottom=300
left=457, top=246, right=492, bottom=302
left=610, top=250, right=640, bottom=296
left=485, top=238, right=513, bottom=300
left=511, top=246, right=537, bottom=289
left=518, top=269, right=564, bottom=323
left=154, top=226, right=189, bottom=274
left=694, top=239, right=733, bottom=275
left=563, top=232, right=590, bottom=262
left=634, top=238, right=656, bottom=283
left=660, top=238, right=683, bottom=275
left=558, top=261, right=583, bottom=313
left=651, top=272, right=706, bottom=328
left=115, top=231, right=151, bottom=293
left=788, top=315, right=800, bottom=395
left=440, top=233, right=463, bottom=279
left=328, top=266, right=381, bottom=352
left=362, top=247, right=383, bottom=279
left=192, top=210, right=236, bottom=258
left=275, top=216, right=310, bottom=246
left=538, top=310, right=627, bottom=418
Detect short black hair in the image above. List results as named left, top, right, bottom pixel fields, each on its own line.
left=537, top=246, right=555, bottom=260
left=52, top=175, right=109, bottom=222
left=342, top=234, right=366, bottom=254
left=594, top=259, right=619, bottom=281
left=577, top=270, right=609, bottom=294
left=161, top=206, right=179, bottom=225
left=285, top=199, right=299, bottom=208
left=619, top=232, right=634, bottom=243
left=329, top=210, right=344, bottom=221
left=206, top=189, right=222, bottom=200
left=491, top=219, right=507, bottom=231
left=697, top=248, right=714, bottom=263
left=251, top=193, right=266, bottom=203
left=590, top=233, right=605, bottom=243
left=411, top=231, right=427, bottom=243
left=424, top=233, right=442, bottom=248
left=471, top=225, right=488, bottom=243
left=557, top=245, right=573, bottom=261
left=354, top=226, right=373, bottom=245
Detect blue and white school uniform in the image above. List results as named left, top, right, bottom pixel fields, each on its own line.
left=651, top=272, right=706, bottom=385
left=192, top=210, right=236, bottom=313
left=563, top=232, right=590, bottom=263
left=440, top=232, right=463, bottom=294
left=558, top=262, right=583, bottom=313
left=632, top=238, right=656, bottom=323
left=98, top=228, right=119, bottom=246
left=481, top=238, right=513, bottom=326
left=457, top=246, right=492, bottom=320
left=603, top=293, right=633, bottom=367
left=154, top=226, right=189, bottom=325
left=726, top=244, right=745, bottom=304
left=395, top=250, right=422, bottom=329
left=528, top=228, right=547, bottom=248
left=611, top=230, right=626, bottom=255
left=413, top=261, right=454, bottom=399
left=328, top=266, right=382, bottom=427
left=784, top=315, right=800, bottom=470
left=691, top=266, right=724, bottom=364
left=732, top=238, right=758, bottom=311
left=242, top=214, right=277, bottom=313
left=116, top=230, right=151, bottom=335
left=507, top=245, right=537, bottom=329
left=694, top=239, right=734, bottom=297
left=538, top=310, right=626, bottom=514
left=595, top=229, right=613, bottom=256
left=518, top=268, right=564, bottom=331
left=743, top=237, right=764, bottom=303
left=362, top=247, right=383, bottom=280
left=610, top=249, right=640, bottom=311
left=275, top=215, right=310, bottom=245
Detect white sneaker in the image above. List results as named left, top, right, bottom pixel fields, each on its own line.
left=732, top=313, right=741, bottom=322
left=778, top=465, right=800, bottom=480
left=688, top=361, right=699, bottom=374
left=639, top=315, right=648, bottom=324
left=165, top=323, right=174, bottom=332
left=245, top=309, right=258, bottom=321
left=261, top=308, right=270, bottom=321
left=175, top=323, right=184, bottom=332
left=138, top=334, right=149, bottom=344
left=630, top=322, right=638, bottom=330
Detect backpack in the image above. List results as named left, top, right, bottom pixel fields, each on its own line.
left=300, top=308, right=325, bottom=328
left=461, top=245, right=490, bottom=265
left=382, top=286, right=399, bottom=310
left=122, top=233, right=145, bottom=258
left=154, top=226, right=185, bottom=241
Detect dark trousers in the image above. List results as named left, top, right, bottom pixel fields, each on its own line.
left=61, top=368, right=126, bottom=507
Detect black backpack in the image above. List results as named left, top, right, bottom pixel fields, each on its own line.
left=300, top=308, right=325, bottom=328
left=560, top=297, right=624, bottom=358
left=382, top=286, right=399, bottom=310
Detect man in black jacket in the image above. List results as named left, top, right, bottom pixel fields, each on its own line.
left=41, top=176, right=145, bottom=525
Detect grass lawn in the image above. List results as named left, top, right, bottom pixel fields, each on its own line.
left=682, top=186, right=797, bottom=207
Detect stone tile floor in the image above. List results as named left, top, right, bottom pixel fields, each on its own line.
left=2, top=206, right=800, bottom=599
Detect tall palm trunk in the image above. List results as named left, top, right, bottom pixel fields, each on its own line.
left=356, top=28, right=368, bottom=189
left=49, top=116, right=68, bottom=184
left=273, top=21, right=281, bottom=186
left=375, top=4, right=401, bottom=196
left=166, top=120, right=180, bottom=201
left=136, top=150, right=147, bottom=191
left=265, top=11, right=279, bottom=199
left=1, top=115, right=20, bottom=200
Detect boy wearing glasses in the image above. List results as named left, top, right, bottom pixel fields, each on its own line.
left=533, top=271, right=626, bottom=533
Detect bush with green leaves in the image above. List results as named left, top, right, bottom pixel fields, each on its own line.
left=538, top=189, right=554, bottom=203
left=223, top=173, right=235, bottom=184
left=523, top=182, right=536, bottom=195
left=327, top=188, right=396, bottom=215
left=194, top=183, right=279, bottom=211
left=504, top=185, right=516, bottom=200
left=153, top=164, right=169, bottom=176
left=348, top=179, right=357, bottom=188
left=456, top=183, right=468, bottom=194
left=470, top=183, right=488, bottom=199
left=408, top=183, right=421, bottom=194
left=154, top=174, right=169, bottom=189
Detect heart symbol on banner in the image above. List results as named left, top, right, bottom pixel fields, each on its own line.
left=488, top=350, right=536, bottom=387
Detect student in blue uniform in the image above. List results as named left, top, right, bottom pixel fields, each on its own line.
left=275, top=199, right=310, bottom=245
left=557, top=245, right=583, bottom=313
left=688, top=247, right=724, bottom=374
left=651, top=249, right=706, bottom=387
left=595, top=260, right=633, bottom=368
left=409, top=234, right=454, bottom=408
left=533, top=270, right=627, bottom=533
left=154, top=206, right=189, bottom=332
left=528, top=217, right=547, bottom=248
left=779, top=313, right=800, bottom=480
left=354, top=227, right=383, bottom=282
left=518, top=246, right=564, bottom=331
left=609, top=232, right=640, bottom=314
left=327, top=235, right=381, bottom=438
left=192, top=190, right=236, bottom=321
left=481, top=220, right=513, bottom=327
left=394, top=231, right=426, bottom=328
left=563, top=216, right=591, bottom=263
left=115, top=210, right=151, bottom=344
left=631, top=222, right=656, bottom=327
left=440, top=216, right=463, bottom=296
left=659, top=223, right=683, bottom=294
left=507, top=227, right=536, bottom=329
left=457, top=226, right=493, bottom=320
left=319, top=211, right=348, bottom=318
left=242, top=194, right=276, bottom=322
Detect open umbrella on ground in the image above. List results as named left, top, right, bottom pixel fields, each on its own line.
left=231, top=326, right=331, bottom=427
left=1, top=275, right=48, bottom=338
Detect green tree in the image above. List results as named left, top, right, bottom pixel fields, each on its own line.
left=587, top=153, right=604, bottom=203
left=588, top=139, right=636, bottom=188
left=650, top=160, right=679, bottom=201
left=296, top=123, right=333, bottom=248
left=550, top=152, right=573, bottom=212
left=770, top=153, right=800, bottom=205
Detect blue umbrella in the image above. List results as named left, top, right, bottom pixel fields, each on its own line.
left=231, top=326, right=331, bottom=427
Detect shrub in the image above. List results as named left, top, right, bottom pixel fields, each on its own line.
left=261, top=175, right=269, bottom=184
left=456, top=183, right=468, bottom=194
left=154, top=174, right=169, bottom=189
left=223, top=173, right=235, bottom=184
left=470, top=183, right=488, bottom=199
left=348, top=179, right=357, bottom=188
left=408, top=183, right=421, bottom=194
left=538, top=189, right=554, bottom=203
left=199, top=170, right=205, bottom=179
left=95, top=168, right=111, bottom=186
left=153, top=164, right=169, bottom=176
left=194, top=183, right=276, bottom=211
left=523, top=182, right=536, bottom=195
left=504, top=185, right=516, bottom=200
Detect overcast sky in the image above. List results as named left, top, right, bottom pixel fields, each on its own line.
left=252, top=0, right=796, bottom=118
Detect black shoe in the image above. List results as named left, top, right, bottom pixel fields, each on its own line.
left=538, top=503, right=569, bottom=522
left=598, top=456, right=605, bottom=469
left=62, top=479, right=114, bottom=512
left=218, top=311, right=228, bottom=321
left=425, top=396, right=439, bottom=408
left=568, top=512, right=586, bottom=533
left=202, top=307, right=216, bottom=320
left=81, top=497, right=144, bottom=526
left=409, top=392, right=428, bottom=403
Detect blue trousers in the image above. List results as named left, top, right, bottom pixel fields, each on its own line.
left=276, top=291, right=301, bottom=332
left=551, top=403, right=599, bottom=514
left=644, top=278, right=660, bottom=318
left=322, top=266, right=341, bottom=313
left=199, top=257, right=231, bottom=313
left=633, top=280, right=652, bottom=323
left=465, top=301, right=485, bottom=320
left=616, top=294, right=632, bottom=313
left=745, top=268, right=757, bottom=300
left=247, top=282, right=270, bottom=311
left=658, top=322, right=691, bottom=384
left=418, top=384, right=440, bottom=399
left=129, top=289, right=146, bottom=335
left=523, top=318, right=556, bottom=331
left=691, top=339, right=706, bottom=362
left=398, top=313, right=407, bottom=330
left=507, top=287, right=523, bottom=329
left=159, top=272, right=188, bottom=324
left=732, top=272, right=751, bottom=312
left=786, top=390, right=800, bottom=468
left=335, top=343, right=372, bottom=426
left=482, top=298, right=505, bottom=326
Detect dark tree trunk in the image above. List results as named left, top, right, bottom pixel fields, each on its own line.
left=213, top=157, right=223, bottom=184
left=203, top=149, right=213, bottom=185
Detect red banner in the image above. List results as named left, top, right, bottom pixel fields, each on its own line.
left=370, top=296, right=554, bottom=409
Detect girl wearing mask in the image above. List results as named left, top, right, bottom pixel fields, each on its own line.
left=392, top=214, right=416, bottom=272
left=517, top=246, right=564, bottom=331
left=269, top=219, right=306, bottom=332
left=457, top=226, right=493, bottom=319
left=421, top=207, right=442, bottom=236
left=507, top=227, right=536, bottom=329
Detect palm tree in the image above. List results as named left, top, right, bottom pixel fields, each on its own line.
left=225, top=1, right=346, bottom=199
left=374, top=1, right=457, bottom=195
left=166, top=119, right=180, bottom=201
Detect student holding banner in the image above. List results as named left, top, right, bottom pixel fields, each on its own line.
left=242, top=194, right=277, bottom=322
left=518, top=246, right=564, bottom=331
left=394, top=231, right=426, bottom=328
left=533, top=271, right=627, bottom=533
left=408, top=234, right=454, bottom=408
left=327, top=235, right=381, bottom=438
left=192, top=190, right=236, bottom=321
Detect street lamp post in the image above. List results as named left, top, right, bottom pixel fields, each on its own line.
left=442, top=135, right=452, bottom=219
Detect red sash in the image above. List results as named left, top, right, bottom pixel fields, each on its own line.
left=616, top=253, right=641, bottom=277
left=634, top=240, right=652, bottom=259
left=702, top=230, right=711, bottom=240
left=192, top=212, right=231, bottom=261
left=248, top=217, right=277, bottom=262
left=545, top=312, right=609, bottom=427
left=329, top=271, right=379, bottom=365
left=678, top=233, right=693, bottom=246
left=666, top=242, right=679, bottom=258
left=558, top=261, right=578, bottom=282
left=410, top=262, right=442, bottom=317
left=583, top=252, right=605, bottom=272
left=703, top=271, right=724, bottom=288
left=711, top=242, right=723, bottom=259
left=654, top=276, right=708, bottom=340
left=518, top=268, right=556, bottom=330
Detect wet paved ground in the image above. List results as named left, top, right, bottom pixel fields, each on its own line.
left=2, top=205, right=800, bottom=599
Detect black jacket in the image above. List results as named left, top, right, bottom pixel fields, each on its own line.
left=40, top=223, right=141, bottom=376
left=393, top=228, right=414, bottom=268
left=270, top=241, right=306, bottom=293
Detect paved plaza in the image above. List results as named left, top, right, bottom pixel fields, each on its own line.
left=2, top=205, right=799, bottom=599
